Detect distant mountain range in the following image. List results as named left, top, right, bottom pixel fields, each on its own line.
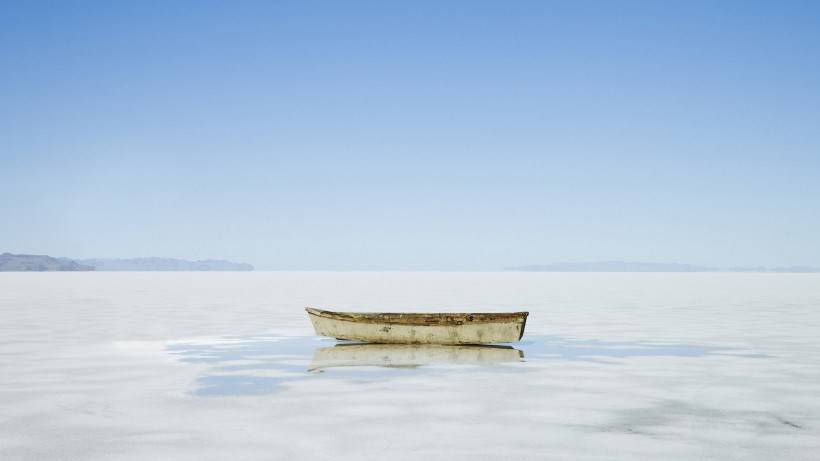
left=0, top=253, right=94, bottom=271
left=2, top=254, right=817, bottom=272
left=505, top=261, right=820, bottom=273
left=0, top=253, right=254, bottom=272
left=79, top=257, right=254, bottom=271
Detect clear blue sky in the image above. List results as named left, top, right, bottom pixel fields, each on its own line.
left=2, top=1, right=819, bottom=270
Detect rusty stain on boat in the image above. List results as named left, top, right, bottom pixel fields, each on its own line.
left=306, top=307, right=529, bottom=344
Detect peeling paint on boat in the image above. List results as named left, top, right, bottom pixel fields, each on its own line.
left=306, top=307, right=528, bottom=344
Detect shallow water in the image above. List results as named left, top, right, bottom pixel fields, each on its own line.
left=165, top=335, right=740, bottom=397
left=1, top=272, right=819, bottom=460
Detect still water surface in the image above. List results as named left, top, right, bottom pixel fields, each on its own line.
left=1, top=272, right=818, bottom=460
left=166, top=335, right=743, bottom=396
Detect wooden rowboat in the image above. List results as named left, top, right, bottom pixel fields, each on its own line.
left=305, top=307, right=528, bottom=344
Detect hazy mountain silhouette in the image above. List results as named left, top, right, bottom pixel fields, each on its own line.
left=0, top=253, right=94, bottom=271
left=79, top=257, right=254, bottom=271
left=505, top=261, right=819, bottom=272
left=1, top=253, right=253, bottom=271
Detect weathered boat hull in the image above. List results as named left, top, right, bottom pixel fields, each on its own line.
left=309, top=343, right=523, bottom=371
left=305, top=307, right=528, bottom=344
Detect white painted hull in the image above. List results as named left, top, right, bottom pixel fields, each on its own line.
left=306, top=308, right=528, bottom=344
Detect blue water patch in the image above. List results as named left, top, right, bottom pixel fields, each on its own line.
left=166, top=335, right=762, bottom=396
left=520, top=337, right=722, bottom=360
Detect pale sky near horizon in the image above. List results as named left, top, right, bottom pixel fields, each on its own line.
left=2, top=1, right=819, bottom=270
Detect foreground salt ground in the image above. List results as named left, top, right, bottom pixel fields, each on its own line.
left=1, top=272, right=819, bottom=460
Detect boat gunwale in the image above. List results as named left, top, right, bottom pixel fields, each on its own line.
left=305, top=307, right=529, bottom=327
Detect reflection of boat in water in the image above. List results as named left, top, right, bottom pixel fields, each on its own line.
left=308, top=343, right=524, bottom=371
left=305, top=307, right=528, bottom=344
